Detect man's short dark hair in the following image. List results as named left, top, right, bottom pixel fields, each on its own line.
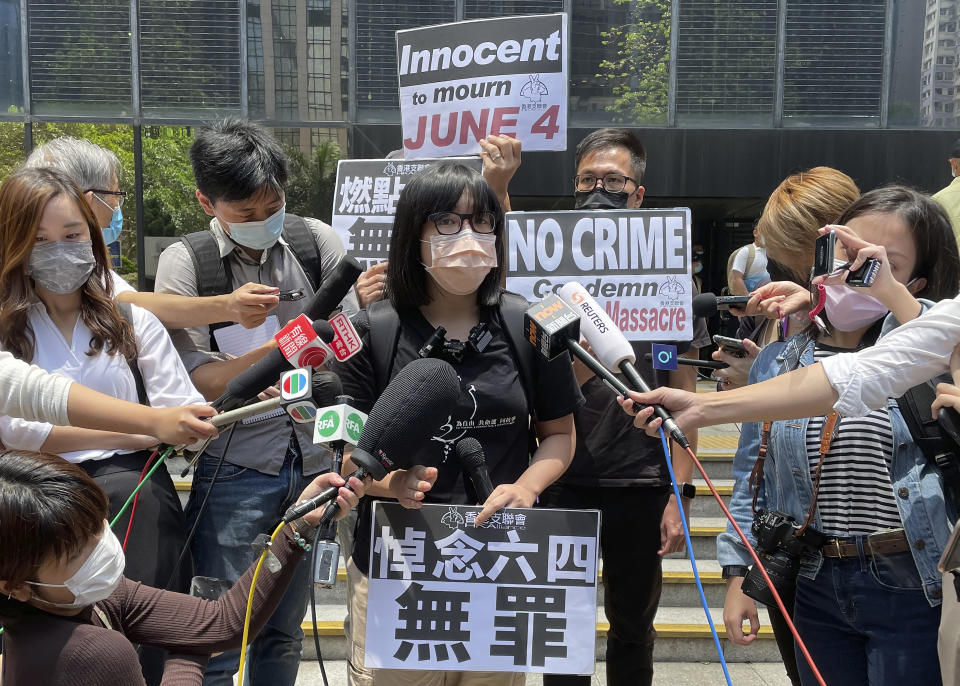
left=190, top=118, right=288, bottom=203
left=575, top=128, right=647, bottom=182
left=387, top=162, right=505, bottom=309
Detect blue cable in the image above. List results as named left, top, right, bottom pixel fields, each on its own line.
left=659, top=427, right=733, bottom=686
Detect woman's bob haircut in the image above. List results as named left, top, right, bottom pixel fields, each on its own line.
left=386, top=162, right=505, bottom=309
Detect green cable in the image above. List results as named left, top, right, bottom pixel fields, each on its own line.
left=109, top=446, right=174, bottom=529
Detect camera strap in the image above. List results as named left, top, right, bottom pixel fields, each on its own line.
left=752, top=412, right=841, bottom=536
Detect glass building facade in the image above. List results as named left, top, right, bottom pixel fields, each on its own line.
left=0, top=0, right=955, bottom=285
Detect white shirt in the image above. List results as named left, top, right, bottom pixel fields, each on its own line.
left=110, top=269, right=136, bottom=295
left=730, top=244, right=768, bottom=277
left=0, top=302, right=205, bottom=463
left=821, top=294, right=960, bottom=417
left=0, top=350, right=72, bottom=425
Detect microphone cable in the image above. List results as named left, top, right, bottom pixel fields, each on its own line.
left=309, top=525, right=332, bottom=686
left=122, top=448, right=160, bottom=551
left=679, top=441, right=828, bottom=686
left=658, top=428, right=733, bottom=686
left=237, top=520, right=287, bottom=686
left=109, top=445, right=175, bottom=530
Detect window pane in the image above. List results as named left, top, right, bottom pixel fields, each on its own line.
left=31, top=123, right=137, bottom=282
left=676, top=0, right=777, bottom=127
left=0, top=122, right=25, bottom=178
left=571, top=0, right=670, bottom=126
left=354, top=3, right=455, bottom=121
left=139, top=0, right=241, bottom=117
left=464, top=1, right=563, bottom=19
left=0, top=0, right=23, bottom=112
left=246, top=0, right=349, bottom=122
left=28, top=1, right=132, bottom=116
left=782, top=0, right=885, bottom=127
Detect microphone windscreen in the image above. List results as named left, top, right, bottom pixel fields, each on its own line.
left=303, top=256, right=363, bottom=321
left=692, top=293, right=719, bottom=318
left=557, top=282, right=635, bottom=370
left=223, top=346, right=289, bottom=402
left=355, top=357, right=460, bottom=473
left=454, top=437, right=485, bottom=471
left=311, top=370, right=343, bottom=407
left=312, top=318, right=335, bottom=343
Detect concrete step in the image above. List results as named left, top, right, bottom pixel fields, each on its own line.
left=293, top=660, right=795, bottom=685
left=297, top=604, right=781, bottom=663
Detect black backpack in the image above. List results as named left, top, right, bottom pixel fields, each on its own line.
left=178, top=215, right=324, bottom=350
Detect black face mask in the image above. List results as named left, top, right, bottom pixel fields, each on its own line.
left=573, top=188, right=631, bottom=210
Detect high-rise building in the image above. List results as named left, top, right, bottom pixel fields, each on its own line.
left=921, top=0, right=958, bottom=127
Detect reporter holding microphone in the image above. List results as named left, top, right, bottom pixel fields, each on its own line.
left=0, top=450, right=366, bottom=686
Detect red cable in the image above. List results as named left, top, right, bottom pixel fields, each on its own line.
left=122, top=449, right=159, bottom=551
left=684, top=445, right=828, bottom=686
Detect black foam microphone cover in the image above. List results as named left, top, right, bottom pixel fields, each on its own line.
left=455, top=437, right=495, bottom=503
left=216, top=319, right=340, bottom=410
left=692, top=293, right=719, bottom=318
left=311, top=370, right=343, bottom=407
left=303, top=255, right=363, bottom=321
left=350, top=357, right=460, bottom=480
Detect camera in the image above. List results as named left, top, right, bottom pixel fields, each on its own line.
left=740, top=509, right=826, bottom=606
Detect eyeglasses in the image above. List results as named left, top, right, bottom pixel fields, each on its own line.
left=87, top=189, right=127, bottom=208
left=573, top=173, right=638, bottom=193
left=428, top=211, right=497, bottom=235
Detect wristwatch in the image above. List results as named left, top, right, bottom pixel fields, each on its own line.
left=677, top=482, right=696, bottom=499
left=722, top=565, right=750, bottom=579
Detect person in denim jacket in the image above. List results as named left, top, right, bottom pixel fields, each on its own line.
left=717, top=187, right=960, bottom=686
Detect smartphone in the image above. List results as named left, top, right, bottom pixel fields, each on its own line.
left=813, top=231, right=836, bottom=277
left=713, top=335, right=747, bottom=357
left=190, top=575, right=232, bottom=600
left=841, top=259, right=881, bottom=288
left=278, top=288, right=305, bottom=301
left=715, top=295, right=751, bottom=310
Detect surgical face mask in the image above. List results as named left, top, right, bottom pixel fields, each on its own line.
left=822, top=259, right=888, bottom=331
left=573, top=188, right=630, bottom=210
left=421, top=230, right=498, bottom=296
left=94, top=194, right=123, bottom=245
left=28, top=240, right=96, bottom=294
left=693, top=263, right=703, bottom=274
left=221, top=204, right=286, bottom=250
left=25, top=523, right=125, bottom=610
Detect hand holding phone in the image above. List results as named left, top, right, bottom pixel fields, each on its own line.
left=712, top=335, right=748, bottom=357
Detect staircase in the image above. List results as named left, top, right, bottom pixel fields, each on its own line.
left=170, top=382, right=793, bottom=683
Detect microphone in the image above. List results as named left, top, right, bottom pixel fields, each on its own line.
left=314, top=393, right=367, bottom=474
left=455, top=437, right=494, bottom=503
left=212, top=319, right=338, bottom=412
left=283, top=357, right=461, bottom=523
left=301, top=255, right=363, bottom=321
left=642, top=353, right=728, bottom=370
left=692, top=293, right=752, bottom=318
left=556, top=283, right=690, bottom=449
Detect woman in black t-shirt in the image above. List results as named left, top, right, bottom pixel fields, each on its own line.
left=334, top=162, right=582, bottom=686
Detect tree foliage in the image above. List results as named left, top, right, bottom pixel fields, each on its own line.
left=284, top=140, right=342, bottom=225
left=598, top=0, right=671, bottom=125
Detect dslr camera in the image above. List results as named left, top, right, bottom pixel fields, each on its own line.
left=740, top=509, right=826, bottom=606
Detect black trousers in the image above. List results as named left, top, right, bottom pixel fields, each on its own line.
left=80, top=451, right=191, bottom=686
left=540, top=483, right=671, bottom=686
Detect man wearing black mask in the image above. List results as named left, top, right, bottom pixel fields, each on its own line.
left=542, top=128, right=709, bottom=686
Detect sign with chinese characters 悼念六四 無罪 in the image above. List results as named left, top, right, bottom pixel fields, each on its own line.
left=365, top=502, right=600, bottom=674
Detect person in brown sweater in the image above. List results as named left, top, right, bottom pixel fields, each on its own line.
left=0, top=450, right=366, bottom=686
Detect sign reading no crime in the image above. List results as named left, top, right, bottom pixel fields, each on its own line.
left=505, top=209, right=694, bottom=341
left=333, top=157, right=482, bottom=269
left=366, top=502, right=599, bottom=674
left=396, top=13, right=568, bottom=158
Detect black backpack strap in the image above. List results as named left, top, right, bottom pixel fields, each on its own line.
left=114, top=302, right=149, bottom=407
left=366, top=300, right=402, bottom=394
left=179, top=231, right=235, bottom=352
left=496, top=291, right=537, bottom=415
left=282, top=215, right=324, bottom=292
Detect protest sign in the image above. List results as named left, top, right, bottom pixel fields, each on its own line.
left=366, top=502, right=599, bottom=674
left=505, top=209, right=693, bottom=341
left=332, top=157, right=482, bottom=269
left=396, top=13, right=568, bottom=158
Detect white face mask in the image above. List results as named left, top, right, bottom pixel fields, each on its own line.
left=25, top=522, right=125, bottom=609
left=221, top=204, right=286, bottom=250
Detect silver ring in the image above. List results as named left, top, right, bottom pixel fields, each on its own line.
left=492, top=153, right=502, bottom=161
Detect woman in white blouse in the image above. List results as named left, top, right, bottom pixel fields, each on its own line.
left=0, top=167, right=204, bottom=633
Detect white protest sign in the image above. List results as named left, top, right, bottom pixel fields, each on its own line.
left=366, top=502, right=599, bottom=674
left=505, top=209, right=693, bottom=341
left=332, top=157, right=483, bottom=270
left=397, top=13, right=568, bottom=158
